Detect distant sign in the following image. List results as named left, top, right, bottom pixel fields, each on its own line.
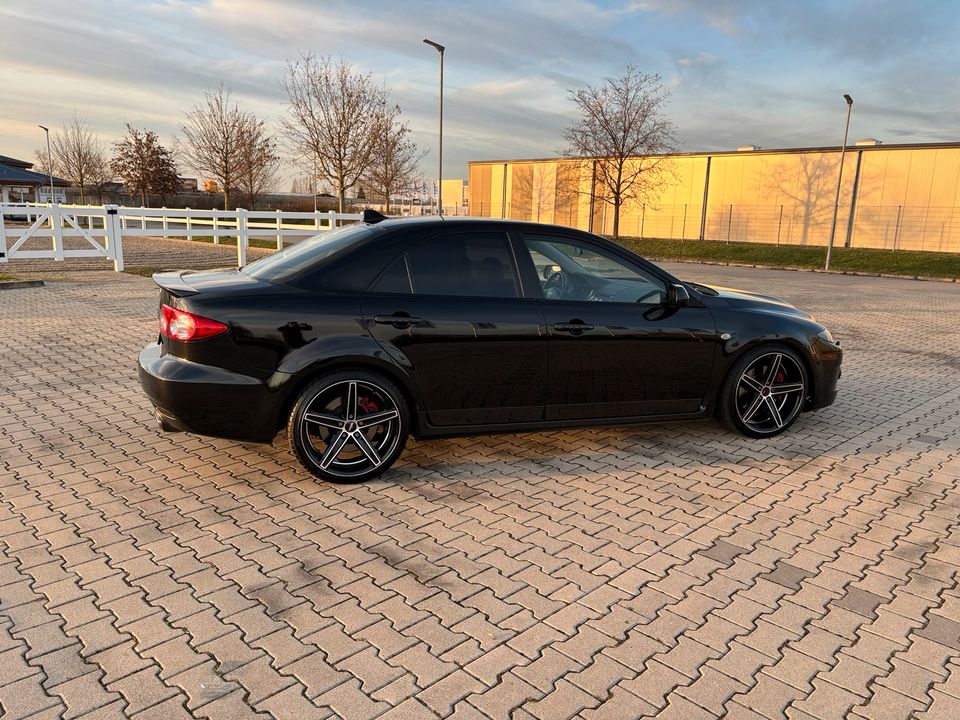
left=37, top=186, right=67, bottom=203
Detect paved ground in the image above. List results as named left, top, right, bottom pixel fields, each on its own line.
left=1, top=264, right=959, bottom=720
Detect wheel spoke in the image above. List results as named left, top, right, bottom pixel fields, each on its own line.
left=344, top=381, right=358, bottom=421
left=740, top=374, right=764, bottom=392
left=357, top=409, right=399, bottom=429
left=319, top=431, right=350, bottom=469
left=764, top=354, right=783, bottom=385
left=352, top=431, right=382, bottom=466
left=741, top=393, right=765, bottom=422
left=770, top=382, right=804, bottom=395
left=765, top=396, right=784, bottom=427
left=303, top=412, right=345, bottom=429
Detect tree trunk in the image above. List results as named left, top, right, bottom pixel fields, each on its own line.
left=338, top=187, right=346, bottom=214
left=223, top=188, right=230, bottom=211
left=612, top=195, right=621, bottom=240
left=141, top=188, right=147, bottom=207
left=79, top=187, right=86, bottom=204
left=385, top=195, right=391, bottom=214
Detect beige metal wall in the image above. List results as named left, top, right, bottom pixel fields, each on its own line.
left=468, top=144, right=960, bottom=252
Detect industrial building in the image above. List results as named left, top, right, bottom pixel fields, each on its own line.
left=467, top=141, right=960, bottom=252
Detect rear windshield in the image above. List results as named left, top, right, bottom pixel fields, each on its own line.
left=240, top=225, right=375, bottom=281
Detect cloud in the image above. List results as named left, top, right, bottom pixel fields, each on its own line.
left=1, top=0, right=958, bottom=184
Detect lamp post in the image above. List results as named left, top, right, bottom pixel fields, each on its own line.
left=825, top=93, right=853, bottom=271
left=423, top=38, right=445, bottom=215
left=38, top=124, right=55, bottom=204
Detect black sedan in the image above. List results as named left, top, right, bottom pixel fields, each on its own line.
left=138, top=213, right=842, bottom=482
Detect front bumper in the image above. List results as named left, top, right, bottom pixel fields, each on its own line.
left=809, top=338, right=843, bottom=410
left=138, top=343, right=282, bottom=443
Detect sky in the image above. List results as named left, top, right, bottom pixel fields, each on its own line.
left=2, top=0, right=959, bottom=187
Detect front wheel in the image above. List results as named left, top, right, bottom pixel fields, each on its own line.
left=718, top=345, right=808, bottom=438
left=287, top=370, right=409, bottom=482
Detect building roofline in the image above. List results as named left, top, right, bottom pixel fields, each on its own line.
left=467, top=140, right=960, bottom=166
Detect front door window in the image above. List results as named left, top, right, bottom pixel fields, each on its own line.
left=522, top=235, right=666, bottom=305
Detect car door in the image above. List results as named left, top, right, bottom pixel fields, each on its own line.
left=517, top=232, right=718, bottom=421
left=362, top=229, right=547, bottom=427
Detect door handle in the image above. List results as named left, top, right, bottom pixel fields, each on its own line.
left=374, top=314, right=427, bottom=329
left=553, top=321, right=594, bottom=333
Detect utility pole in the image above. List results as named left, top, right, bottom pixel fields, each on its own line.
left=38, top=125, right=55, bottom=204
left=423, top=39, right=445, bottom=215
left=825, top=94, right=853, bottom=271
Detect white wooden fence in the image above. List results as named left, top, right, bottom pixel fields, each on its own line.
left=0, top=204, right=363, bottom=271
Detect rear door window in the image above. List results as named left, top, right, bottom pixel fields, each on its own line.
left=408, top=233, right=519, bottom=298
left=370, top=233, right=521, bottom=298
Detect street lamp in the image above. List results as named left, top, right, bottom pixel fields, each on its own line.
left=38, top=125, right=56, bottom=204
left=825, top=93, right=853, bottom=271
left=423, top=38, right=445, bottom=215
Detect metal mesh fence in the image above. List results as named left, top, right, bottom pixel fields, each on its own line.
left=474, top=201, right=960, bottom=253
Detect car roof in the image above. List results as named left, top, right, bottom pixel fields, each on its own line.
left=370, top=215, right=591, bottom=236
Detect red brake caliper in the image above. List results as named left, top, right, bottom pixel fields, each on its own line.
left=358, top=396, right=379, bottom=414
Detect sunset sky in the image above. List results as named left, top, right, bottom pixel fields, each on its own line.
left=2, top=0, right=958, bottom=185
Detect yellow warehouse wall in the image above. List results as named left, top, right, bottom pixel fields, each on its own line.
left=468, top=144, right=960, bottom=251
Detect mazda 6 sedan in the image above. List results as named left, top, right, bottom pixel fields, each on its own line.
left=138, top=212, right=842, bottom=482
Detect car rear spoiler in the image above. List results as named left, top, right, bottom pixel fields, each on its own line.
left=152, top=271, right=200, bottom=297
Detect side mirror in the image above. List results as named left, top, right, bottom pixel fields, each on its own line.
left=669, top=283, right=691, bottom=307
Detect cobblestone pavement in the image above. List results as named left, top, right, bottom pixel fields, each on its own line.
left=1, top=264, right=959, bottom=720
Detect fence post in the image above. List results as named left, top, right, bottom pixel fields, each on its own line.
left=237, top=208, right=248, bottom=267
left=51, top=203, right=64, bottom=261
left=893, top=205, right=902, bottom=251
left=186, top=208, right=193, bottom=241
left=162, top=207, right=168, bottom=232
left=213, top=214, right=219, bottom=244
left=328, top=210, right=337, bottom=231
left=104, top=205, right=124, bottom=271
left=0, top=207, right=7, bottom=263
left=680, top=203, right=687, bottom=240
left=726, top=204, right=733, bottom=243
left=776, top=205, right=784, bottom=246
left=276, top=209, right=283, bottom=249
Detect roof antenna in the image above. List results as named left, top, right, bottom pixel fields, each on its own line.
left=362, top=208, right=388, bottom=224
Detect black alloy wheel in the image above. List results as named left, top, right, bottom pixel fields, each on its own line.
left=719, top=346, right=808, bottom=437
left=288, top=370, right=409, bottom=482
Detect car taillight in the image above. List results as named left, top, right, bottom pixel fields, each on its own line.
left=159, top=304, right=228, bottom=341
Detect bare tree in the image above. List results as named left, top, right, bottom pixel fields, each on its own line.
left=180, top=85, right=258, bottom=209
left=236, top=118, right=280, bottom=209
left=363, top=103, right=424, bottom=213
left=281, top=53, right=386, bottom=212
left=44, top=115, right=105, bottom=203
left=87, top=147, right=113, bottom=204
left=32, top=148, right=56, bottom=176
left=562, top=66, right=678, bottom=239
left=111, top=124, right=179, bottom=207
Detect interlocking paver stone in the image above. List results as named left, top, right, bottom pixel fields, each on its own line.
left=1, top=265, right=959, bottom=718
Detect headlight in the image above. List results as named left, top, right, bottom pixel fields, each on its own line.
left=817, top=328, right=836, bottom=344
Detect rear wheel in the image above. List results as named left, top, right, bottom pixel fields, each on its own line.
left=718, top=345, right=808, bottom=438
left=288, top=370, right=409, bottom=482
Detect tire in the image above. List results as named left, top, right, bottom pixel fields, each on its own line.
left=717, top=344, right=809, bottom=438
left=287, top=369, right=409, bottom=483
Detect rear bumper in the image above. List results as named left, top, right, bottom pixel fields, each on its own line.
left=138, top=343, right=282, bottom=443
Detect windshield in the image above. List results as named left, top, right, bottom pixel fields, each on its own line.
left=240, top=225, right=375, bottom=280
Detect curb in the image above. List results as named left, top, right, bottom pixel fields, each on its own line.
left=648, top=258, right=960, bottom=283
left=0, top=279, right=45, bottom=290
